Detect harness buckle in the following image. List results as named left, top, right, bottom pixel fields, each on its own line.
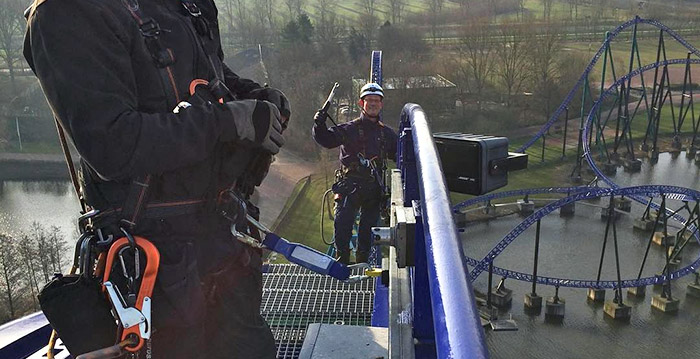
left=181, top=1, right=201, bottom=17
left=139, top=18, right=161, bottom=38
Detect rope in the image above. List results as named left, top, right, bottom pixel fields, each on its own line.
left=320, top=189, right=335, bottom=246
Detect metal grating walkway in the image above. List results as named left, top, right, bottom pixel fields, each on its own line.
left=262, top=264, right=376, bottom=359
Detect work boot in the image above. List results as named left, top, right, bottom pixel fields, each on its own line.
left=355, top=251, right=369, bottom=264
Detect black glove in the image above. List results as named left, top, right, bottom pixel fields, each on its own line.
left=223, top=100, right=285, bottom=154
left=247, top=87, right=291, bottom=123
left=314, top=110, right=328, bottom=126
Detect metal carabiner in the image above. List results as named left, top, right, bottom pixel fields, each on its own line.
left=77, top=209, right=100, bottom=234
left=95, top=228, right=114, bottom=247
left=118, top=246, right=141, bottom=281
left=79, top=234, right=98, bottom=278
left=120, top=227, right=137, bottom=250
left=72, top=232, right=91, bottom=271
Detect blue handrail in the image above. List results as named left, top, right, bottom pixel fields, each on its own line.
left=399, top=104, right=489, bottom=359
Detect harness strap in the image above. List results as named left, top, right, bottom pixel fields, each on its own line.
left=121, top=0, right=180, bottom=109
left=99, top=199, right=206, bottom=222
left=179, top=0, right=232, bottom=99
left=118, top=175, right=152, bottom=229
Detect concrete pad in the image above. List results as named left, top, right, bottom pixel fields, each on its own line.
left=545, top=297, right=565, bottom=321
left=491, top=288, right=513, bottom=308
left=686, top=283, right=700, bottom=298
left=517, top=200, right=535, bottom=216
left=604, top=301, right=631, bottom=320
left=633, top=218, right=656, bottom=231
left=587, top=288, right=606, bottom=302
left=623, top=158, right=642, bottom=172
left=651, top=295, right=680, bottom=313
left=299, top=324, right=388, bottom=359
left=653, top=232, right=674, bottom=246
left=524, top=292, right=543, bottom=310
left=559, top=202, right=575, bottom=216
left=627, top=286, right=646, bottom=297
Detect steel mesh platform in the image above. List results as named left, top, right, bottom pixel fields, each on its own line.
left=262, top=264, right=376, bottom=359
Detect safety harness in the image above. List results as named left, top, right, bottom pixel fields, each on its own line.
left=336, top=117, right=389, bottom=194
left=37, top=0, right=219, bottom=356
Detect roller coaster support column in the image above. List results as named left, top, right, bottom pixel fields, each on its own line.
left=687, top=272, right=700, bottom=298
left=604, top=204, right=631, bottom=320
left=545, top=286, right=565, bottom=322
left=570, top=76, right=590, bottom=183
left=677, top=52, right=694, bottom=154
left=541, top=134, right=546, bottom=163
left=399, top=104, right=488, bottom=359
left=590, top=198, right=615, bottom=303
left=561, top=107, right=569, bottom=159
left=652, top=194, right=681, bottom=312
left=525, top=220, right=543, bottom=311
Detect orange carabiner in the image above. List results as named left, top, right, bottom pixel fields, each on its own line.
left=103, top=236, right=160, bottom=352
left=189, top=79, right=224, bottom=104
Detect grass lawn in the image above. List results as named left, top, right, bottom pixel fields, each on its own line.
left=275, top=172, right=336, bottom=254
left=276, top=153, right=577, bottom=254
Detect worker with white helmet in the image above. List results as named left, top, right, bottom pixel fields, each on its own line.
left=312, top=83, right=398, bottom=264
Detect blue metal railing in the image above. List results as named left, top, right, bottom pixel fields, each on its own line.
left=398, top=104, right=489, bottom=359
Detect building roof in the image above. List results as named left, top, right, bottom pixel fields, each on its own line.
left=353, top=75, right=457, bottom=91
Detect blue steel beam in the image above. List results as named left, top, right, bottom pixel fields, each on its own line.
left=402, top=104, right=488, bottom=359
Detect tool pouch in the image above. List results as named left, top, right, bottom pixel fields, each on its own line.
left=38, top=273, right=117, bottom=356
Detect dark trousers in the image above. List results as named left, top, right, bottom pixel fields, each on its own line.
left=333, top=180, right=381, bottom=264
left=148, top=238, right=275, bottom=359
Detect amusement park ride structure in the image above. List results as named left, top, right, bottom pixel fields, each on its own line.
left=2, top=16, right=700, bottom=359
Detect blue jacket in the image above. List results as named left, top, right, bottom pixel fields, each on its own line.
left=313, top=114, right=398, bottom=172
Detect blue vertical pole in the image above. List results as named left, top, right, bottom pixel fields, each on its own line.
left=412, top=203, right=436, bottom=358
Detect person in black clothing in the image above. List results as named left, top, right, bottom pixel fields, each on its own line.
left=312, top=83, right=398, bottom=265
left=24, top=0, right=288, bottom=357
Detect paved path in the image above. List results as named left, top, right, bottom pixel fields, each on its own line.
left=254, top=150, right=317, bottom=228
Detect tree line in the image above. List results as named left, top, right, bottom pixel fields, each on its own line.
left=0, top=222, right=68, bottom=324
left=3, top=0, right=700, bottom=153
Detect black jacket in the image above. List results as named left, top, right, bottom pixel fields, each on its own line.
left=313, top=114, right=398, bottom=180
left=24, top=0, right=262, bottom=222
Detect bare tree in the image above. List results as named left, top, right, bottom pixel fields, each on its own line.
left=494, top=22, right=531, bottom=106
left=0, top=234, right=22, bottom=320
left=388, top=0, right=405, bottom=24
left=265, top=0, right=277, bottom=30
left=529, top=24, right=562, bottom=122
left=17, top=233, right=40, bottom=310
left=357, top=10, right=380, bottom=45
left=441, top=57, right=471, bottom=96
left=541, top=0, right=553, bottom=20
left=315, top=0, right=345, bottom=44
left=362, top=0, right=379, bottom=18
left=31, top=222, right=52, bottom=284
left=47, top=226, right=67, bottom=274
left=0, top=0, right=26, bottom=92
left=425, top=0, right=445, bottom=44
left=567, top=0, right=580, bottom=20
left=284, top=0, right=306, bottom=17
left=458, top=19, right=494, bottom=107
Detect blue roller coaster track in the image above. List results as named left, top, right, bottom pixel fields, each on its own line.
left=457, top=17, right=700, bottom=290
left=516, top=16, right=700, bottom=153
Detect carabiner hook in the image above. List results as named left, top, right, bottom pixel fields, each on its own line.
left=120, top=227, right=137, bottom=251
